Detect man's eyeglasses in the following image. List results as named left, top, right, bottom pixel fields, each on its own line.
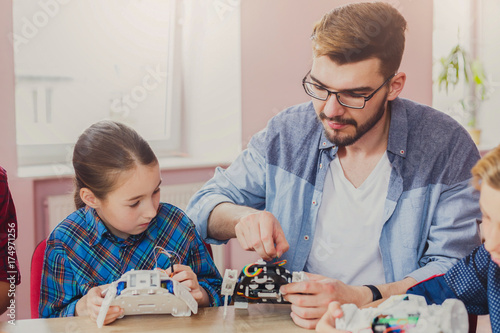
left=302, top=72, right=396, bottom=109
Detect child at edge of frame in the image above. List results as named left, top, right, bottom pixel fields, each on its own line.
left=316, top=145, right=500, bottom=333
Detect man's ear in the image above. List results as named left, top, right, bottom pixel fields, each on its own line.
left=80, top=188, right=100, bottom=208
left=387, top=72, right=406, bottom=101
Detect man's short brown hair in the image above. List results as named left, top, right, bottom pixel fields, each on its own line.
left=311, top=2, right=407, bottom=78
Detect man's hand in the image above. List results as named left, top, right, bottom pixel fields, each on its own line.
left=234, top=211, right=289, bottom=261
left=280, top=273, right=371, bottom=329
left=316, top=302, right=349, bottom=333
left=75, top=285, right=123, bottom=325
left=208, top=203, right=289, bottom=261
left=165, top=265, right=210, bottom=307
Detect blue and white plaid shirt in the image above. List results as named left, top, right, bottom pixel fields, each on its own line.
left=40, top=202, right=222, bottom=318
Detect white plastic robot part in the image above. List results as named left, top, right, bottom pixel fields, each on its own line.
left=96, top=283, right=118, bottom=328
left=221, top=269, right=238, bottom=319
left=292, top=271, right=308, bottom=283
left=173, top=282, right=198, bottom=316
left=444, top=299, right=469, bottom=332
left=221, top=269, right=238, bottom=296
left=335, top=295, right=469, bottom=333
left=335, top=303, right=379, bottom=332
left=411, top=299, right=468, bottom=333
left=95, top=270, right=198, bottom=328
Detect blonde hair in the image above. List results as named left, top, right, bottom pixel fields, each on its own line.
left=471, top=145, right=500, bottom=190
left=311, top=2, right=407, bottom=78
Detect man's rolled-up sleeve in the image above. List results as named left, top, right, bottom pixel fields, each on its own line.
left=186, top=140, right=268, bottom=244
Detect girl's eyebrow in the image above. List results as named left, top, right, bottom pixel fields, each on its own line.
left=309, top=73, right=373, bottom=93
left=126, top=179, right=162, bottom=201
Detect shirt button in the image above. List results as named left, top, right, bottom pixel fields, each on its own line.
left=319, top=163, right=323, bottom=169
left=322, top=142, right=326, bottom=146
left=312, top=200, right=317, bottom=205
left=304, top=235, right=309, bottom=241
left=400, top=150, right=405, bottom=154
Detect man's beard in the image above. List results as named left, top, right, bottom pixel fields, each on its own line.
left=319, top=93, right=389, bottom=147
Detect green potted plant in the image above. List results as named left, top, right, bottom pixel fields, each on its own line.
left=436, top=43, right=490, bottom=144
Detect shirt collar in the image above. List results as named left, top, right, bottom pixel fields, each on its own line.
left=386, top=98, right=408, bottom=158
left=84, top=207, right=101, bottom=246
left=318, top=129, right=336, bottom=151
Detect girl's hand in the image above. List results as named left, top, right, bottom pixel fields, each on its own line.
left=75, top=284, right=123, bottom=325
left=166, top=264, right=210, bottom=306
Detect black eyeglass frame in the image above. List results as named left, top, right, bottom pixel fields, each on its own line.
left=302, top=72, right=396, bottom=109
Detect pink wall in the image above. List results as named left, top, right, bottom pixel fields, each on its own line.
left=0, top=0, right=34, bottom=320
left=241, top=0, right=433, bottom=145
left=0, top=0, right=433, bottom=320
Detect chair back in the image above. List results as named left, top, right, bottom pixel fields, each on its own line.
left=30, top=240, right=47, bottom=319
left=203, top=241, right=213, bottom=259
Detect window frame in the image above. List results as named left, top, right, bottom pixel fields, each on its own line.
left=14, top=0, right=183, bottom=168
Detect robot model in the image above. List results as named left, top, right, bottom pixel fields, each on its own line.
left=96, top=269, right=198, bottom=328
left=221, top=259, right=307, bottom=317
left=336, top=294, right=469, bottom=333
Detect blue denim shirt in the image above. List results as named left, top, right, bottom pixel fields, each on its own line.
left=186, top=98, right=482, bottom=283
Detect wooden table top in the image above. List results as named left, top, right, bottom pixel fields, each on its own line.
left=0, top=304, right=307, bottom=333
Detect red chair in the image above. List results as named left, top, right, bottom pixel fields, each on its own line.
left=30, top=240, right=47, bottom=319
left=203, top=241, right=213, bottom=259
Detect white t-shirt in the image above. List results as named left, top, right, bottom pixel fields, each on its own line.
left=304, top=152, right=391, bottom=285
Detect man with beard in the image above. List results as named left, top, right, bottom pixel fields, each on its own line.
left=186, top=2, right=481, bottom=329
